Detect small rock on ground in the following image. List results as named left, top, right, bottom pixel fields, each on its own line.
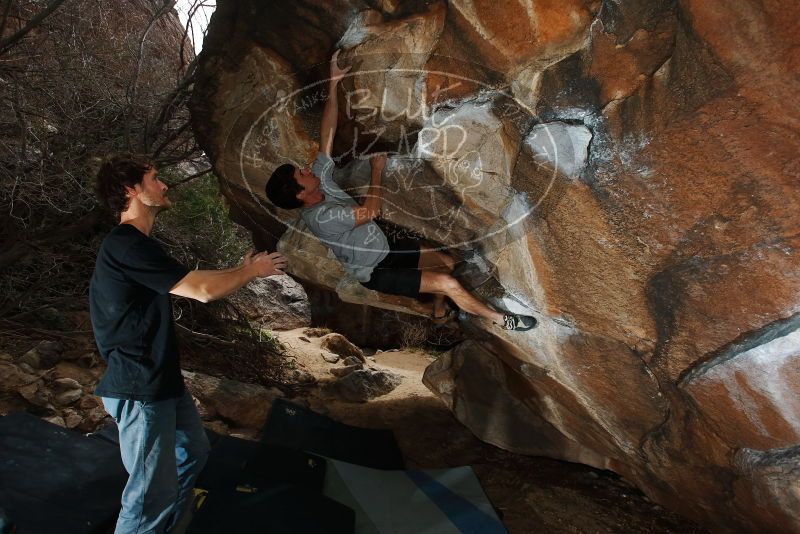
left=320, top=333, right=365, bottom=362
left=303, top=327, right=332, bottom=338
left=18, top=340, right=64, bottom=369
left=330, top=364, right=361, bottom=378
left=325, top=368, right=403, bottom=403
left=342, top=356, right=364, bottom=368
left=321, top=352, right=340, bottom=364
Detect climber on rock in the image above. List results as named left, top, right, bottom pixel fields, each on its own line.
left=265, top=50, right=536, bottom=332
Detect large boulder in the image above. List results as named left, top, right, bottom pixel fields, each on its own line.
left=227, top=274, right=311, bottom=330
left=190, top=1, right=800, bottom=531
left=182, top=370, right=284, bottom=429
left=325, top=368, right=403, bottom=403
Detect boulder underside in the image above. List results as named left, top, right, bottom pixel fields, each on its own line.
left=190, top=1, right=800, bottom=531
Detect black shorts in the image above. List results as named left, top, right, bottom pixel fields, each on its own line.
left=361, top=235, right=422, bottom=298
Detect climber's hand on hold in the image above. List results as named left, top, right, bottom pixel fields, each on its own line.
left=370, top=153, right=387, bottom=179
left=320, top=50, right=350, bottom=155
left=330, top=49, right=351, bottom=84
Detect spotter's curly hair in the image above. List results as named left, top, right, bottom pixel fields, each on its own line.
left=94, top=153, right=154, bottom=219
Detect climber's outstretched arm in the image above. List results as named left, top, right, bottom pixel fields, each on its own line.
left=319, top=49, right=351, bottom=156
left=353, top=154, right=385, bottom=226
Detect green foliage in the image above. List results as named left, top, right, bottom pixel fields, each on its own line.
left=256, top=328, right=286, bottom=353
left=156, top=173, right=250, bottom=269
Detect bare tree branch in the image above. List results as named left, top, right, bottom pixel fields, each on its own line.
left=0, top=0, right=14, bottom=42
left=0, top=0, right=216, bottom=317
left=126, top=0, right=175, bottom=106
left=177, top=0, right=203, bottom=71
left=167, top=166, right=212, bottom=189
left=0, top=0, right=67, bottom=56
left=143, top=54, right=197, bottom=151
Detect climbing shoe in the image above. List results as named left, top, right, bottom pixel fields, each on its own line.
left=431, top=302, right=458, bottom=325
left=501, top=314, right=537, bottom=331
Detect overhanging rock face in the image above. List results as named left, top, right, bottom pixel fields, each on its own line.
left=190, top=1, right=800, bottom=530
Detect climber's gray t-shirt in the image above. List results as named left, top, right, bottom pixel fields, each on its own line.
left=300, top=152, right=388, bottom=282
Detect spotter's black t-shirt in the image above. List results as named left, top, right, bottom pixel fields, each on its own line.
left=89, top=224, right=190, bottom=401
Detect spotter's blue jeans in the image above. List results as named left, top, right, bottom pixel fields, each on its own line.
left=102, top=391, right=210, bottom=534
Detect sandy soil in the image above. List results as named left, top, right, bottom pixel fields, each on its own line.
left=0, top=320, right=705, bottom=533
left=275, top=328, right=706, bottom=534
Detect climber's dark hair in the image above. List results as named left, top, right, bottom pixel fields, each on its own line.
left=265, top=163, right=303, bottom=209
left=95, top=153, right=154, bottom=220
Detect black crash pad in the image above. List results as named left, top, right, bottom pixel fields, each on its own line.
left=90, top=420, right=353, bottom=532
left=0, top=412, right=126, bottom=534
left=262, top=399, right=404, bottom=470
left=190, top=434, right=353, bottom=534
left=197, top=435, right=327, bottom=494
left=188, top=484, right=355, bottom=534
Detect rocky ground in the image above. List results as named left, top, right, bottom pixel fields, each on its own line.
left=0, top=319, right=705, bottom=533
left=275, top=328, right=706, bottom=534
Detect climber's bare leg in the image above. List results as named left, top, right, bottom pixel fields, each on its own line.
left=418, top=247, right=455, bottom=317
left=419, top=271, right=503, bottom=324
left=418, top=246, right=455, bottom=273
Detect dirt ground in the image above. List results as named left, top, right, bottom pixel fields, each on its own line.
left=274, top=328, right=707, bottom=534
left=0, top=319, right=706, bottom=533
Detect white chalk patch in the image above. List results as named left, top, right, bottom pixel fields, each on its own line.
left=698, top=328, right=800, bottom=438
left=525, top=122, right=592, bottom=178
